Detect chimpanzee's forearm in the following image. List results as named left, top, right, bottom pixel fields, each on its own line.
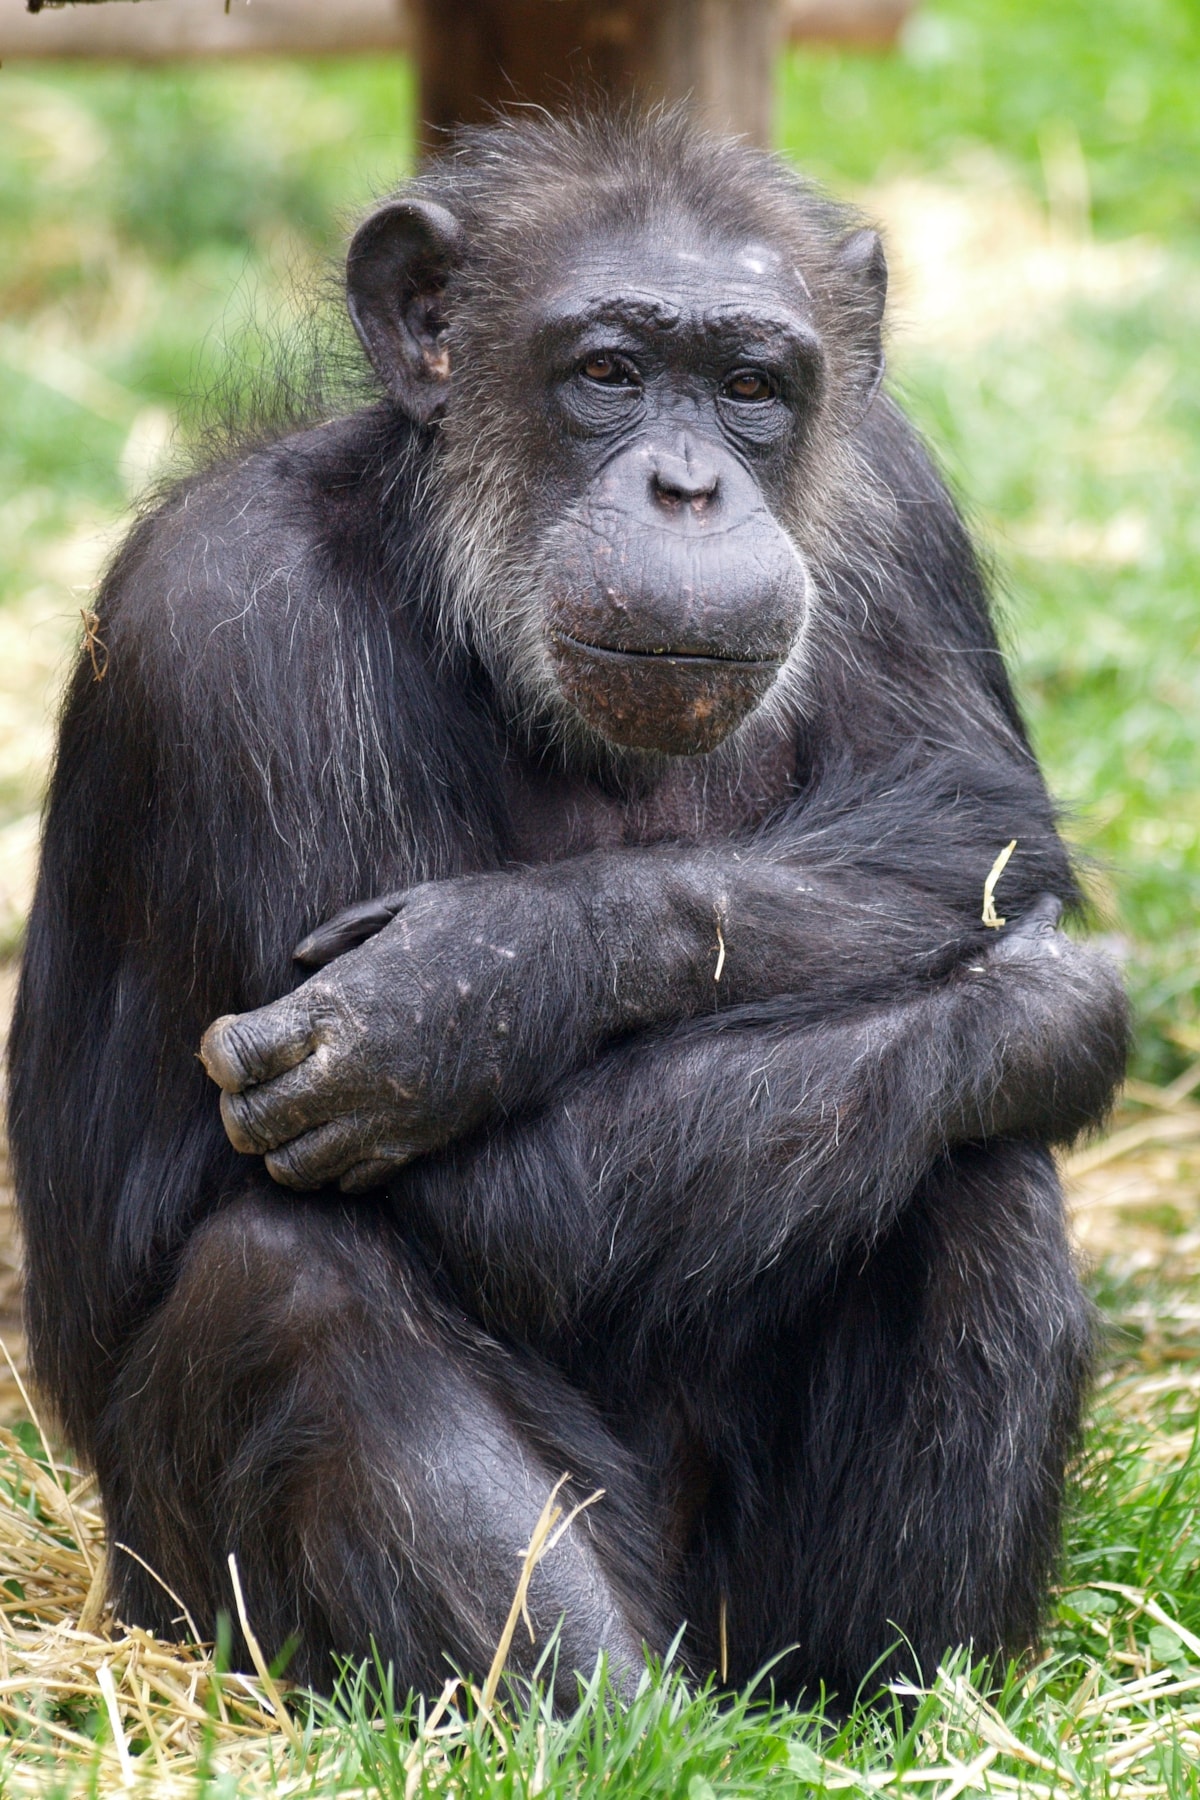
left=400, top=931, right=1127, bottom=1344
left=301, top=754, right=1075, bottom=1052
left=204, top=757, right=1079, bottom=1191
left=538, top=752, right=1075, bottom=1043
left=515, top=836, right=1031, bottom=1041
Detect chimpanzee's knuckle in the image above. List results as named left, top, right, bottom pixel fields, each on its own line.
left=262, top=1150, right=319, bottom=1193
left=299, top=977, right=334, bottom=1024
left=990, top=926, right=1071, bottom=971
left=241, top=1011, right=288, bottom=1074
left=305, top=977, right=363, bottom=1048
left=229, top=1079, right=325, bottom=1155
left=338, top=1153, right=407, bottom=1194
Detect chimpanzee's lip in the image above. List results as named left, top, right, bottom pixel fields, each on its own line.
left=552, top=630, right=780, bottom=670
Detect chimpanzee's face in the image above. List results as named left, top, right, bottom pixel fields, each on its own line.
left=519, top=224, right=822, bottom=754
left=346, top=188, right=882, bottom=759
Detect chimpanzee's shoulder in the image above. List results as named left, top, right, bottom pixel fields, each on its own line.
left=100, top=407, right=424, bottom=655
left=849, top=395, right=996, bottom=633
left=828, top=395, right=1028, bottom=741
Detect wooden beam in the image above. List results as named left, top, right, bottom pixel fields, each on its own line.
left=787, top=0, right=913, bottom=45
left=5, top=0, right=413, bottom=60
left=5, top=1, right=917, bottom=85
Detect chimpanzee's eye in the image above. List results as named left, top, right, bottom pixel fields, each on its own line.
left=724, top=370, right=775, bottom=402
left=581, top=353, right=637, bottom=386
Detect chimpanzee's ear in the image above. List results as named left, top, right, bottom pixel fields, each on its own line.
left=346, top=199, right=463, bottom=424
left=835, top=227, right=888, bottom=411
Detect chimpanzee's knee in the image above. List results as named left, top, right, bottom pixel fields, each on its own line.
left=679, top=1141, right=1092, bottom=1700
left=96, top=1188, right=657, bottom=1695
left=92, top=1193, right=379, bottom=1659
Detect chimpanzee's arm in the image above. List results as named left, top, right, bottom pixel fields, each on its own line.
left=8, top=441, right=511, bottom=1449
left=202, top=753, right=1075, bottom=1193
left=396, top=907, right=1128, bottom=1347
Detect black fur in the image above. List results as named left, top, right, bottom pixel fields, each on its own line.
left=9, top=111, right=1128, bottom=1703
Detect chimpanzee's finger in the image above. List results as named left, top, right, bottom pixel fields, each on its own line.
left=263, top=1117, right=410, bottom=1191
left=1001, top=893, right=1064, bottom=940
left=218, top=1048, right=338, bottom=1154
left=990, top=893, right=1067, bottom=966
left=293, top=891, right=408, bottom=968
left=200, top=996, right=318, bottom=1093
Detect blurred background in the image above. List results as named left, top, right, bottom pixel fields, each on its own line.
left=0, top=0, right=1197, bottom=1363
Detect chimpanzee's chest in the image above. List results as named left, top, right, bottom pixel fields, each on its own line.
left=502, top=717, right=798, bottom=864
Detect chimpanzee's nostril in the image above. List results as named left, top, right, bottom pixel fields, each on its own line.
left=650, top=453, right=720, bottom=510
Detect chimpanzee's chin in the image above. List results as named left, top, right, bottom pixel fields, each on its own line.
left=548, top=633, right=780, bottom=755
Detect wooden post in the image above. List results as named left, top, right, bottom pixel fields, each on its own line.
left=408, top=0, right=782, bottom=150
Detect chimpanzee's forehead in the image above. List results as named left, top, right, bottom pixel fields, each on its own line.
left=526, top=217, right=815, bottom=328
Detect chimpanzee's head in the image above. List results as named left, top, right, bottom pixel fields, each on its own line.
left=346, top=110, right=887, bottom=760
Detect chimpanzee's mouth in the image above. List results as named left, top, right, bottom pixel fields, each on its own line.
left=546, top=627, right=786, bottom=754
left=552, top=631, right=780, bottom=671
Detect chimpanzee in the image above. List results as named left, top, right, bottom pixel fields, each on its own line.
left=10, top=110, right=1127, bottom=1704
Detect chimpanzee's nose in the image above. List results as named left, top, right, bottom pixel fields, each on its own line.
left=649, top=441, right=720, bottom=512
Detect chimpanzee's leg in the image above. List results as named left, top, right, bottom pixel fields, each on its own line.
left=94, top=1190, right=662, bottom=1697
left=678, top=1139, right=1091, bottom=1701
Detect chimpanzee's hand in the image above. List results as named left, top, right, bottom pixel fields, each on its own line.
left=989, top=892, right=1065, bottom=960
left=200, top=873, right=589, bottom=1193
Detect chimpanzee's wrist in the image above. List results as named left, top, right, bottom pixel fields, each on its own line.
left=529, top=851, right=726, bottom=1042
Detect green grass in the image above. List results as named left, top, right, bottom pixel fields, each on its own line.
left=778, top=0, right=1200, bottom=243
